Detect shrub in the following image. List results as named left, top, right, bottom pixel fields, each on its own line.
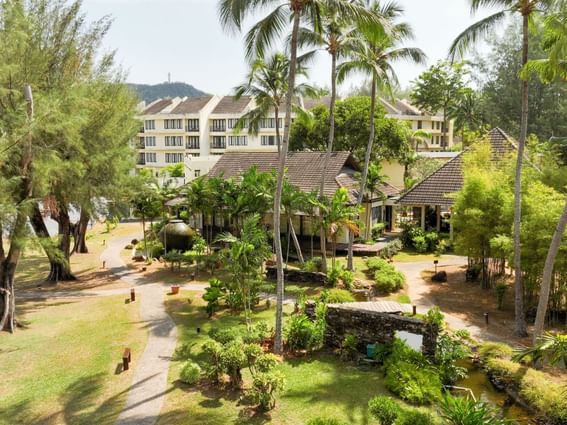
left=285, top=314, right=321, bottom=352
left=380, top=239, right=403, bottom=259
left=340, top=269, right=354, bottom=289
left=324, top=288, right=355, bottom=304
left=413, top=235, right=428, bottom=253
left=137, top=239, right=164, bottom=258
left=305, top=418, right=347, bottom=425
left=209, top=327, right=242, bottom=345
left=202, top=278, right=226, bottom=317
left=478, top=342, right=513, bottom=361
left=366, top=257, right=390, bottom=273
left=424, top=307, right=444, bottom=328
left=367, top=395, right=402, bottom=425
left=400, top=224, right=424, bottom=248
left=440, top=394, right=509, bottom=425
left=397, top=409, right=437, bottom=425
left=340, top=334, right=359, bottom=362
left=249, top=370, right=286, bottom=411
left=374, top=267, right=405, bottom=294
left=384, top=361, right=442, bottom=405
left=220, top=340, right=247, bottom=388
left=254, top=353, right=279, bottom=373
left=327, top=264, right=351, bottom=287
left=435, top=333, right=469, bottom=385
left=303, top=257, right=324, bottom=272
left=424, top=231, right=439, bottom=251
left=179, top=361, right=201, bottom=385
left=202, top=340, right=224, bottom=383
left=371, top=223, right=386, bottom=240
left=242, top=321, right=272, bottom=345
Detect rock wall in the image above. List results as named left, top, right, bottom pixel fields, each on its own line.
left=305, top=301, right=438, bottom=357
left=265, top=267, right=328, bottom=285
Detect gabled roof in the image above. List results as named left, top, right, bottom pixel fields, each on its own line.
left=143, top=98, right=173, bottom=115
left=212, top=96, right=252, bottom=114
left=303, top=96, right=333, bottom=110
left=171, top=96, right=213, bottom=114
left=207, top=151, right=401, bottom=203
left=397, top=128, right=516, bottom=207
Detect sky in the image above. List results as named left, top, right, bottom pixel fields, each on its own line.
left=82, top=0, right=500, bottom=96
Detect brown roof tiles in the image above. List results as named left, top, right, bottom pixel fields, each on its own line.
left=171, top=96, right=213, bottom=114
left=143, top=98, right=173, bottom=115
left=212, top=96, right=252, bottom=114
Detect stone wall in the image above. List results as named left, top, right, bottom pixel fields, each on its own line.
left=265, top=267, right=328, bottom=285
left=305, top=301, right=438, bottom=357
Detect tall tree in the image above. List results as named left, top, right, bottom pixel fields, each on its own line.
left=522, top=1, right=567, bottom=343
left=450, top=0, right=553, bottom=337
left=338, top=0, right=425, bottom=270
left=355, top=162, right=387, bottom=240
left=218, top=0, right=376, bottom=354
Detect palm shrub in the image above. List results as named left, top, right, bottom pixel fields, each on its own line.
left=513, top=332, right=567, bottom=369
left=367, top=395, right=402, bottom=425
left=439, top=394, right=510, bottom=425
left=179, top=361, right=201, bottom=385
left=202, top=278, right=226, bottom=317
left=285, top=314, right=322, bottom=352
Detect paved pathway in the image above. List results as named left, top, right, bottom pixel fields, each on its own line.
left=395, top=256, right=498, bottom=341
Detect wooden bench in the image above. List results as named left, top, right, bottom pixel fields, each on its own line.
left=123, top=348, right=131, bottom=371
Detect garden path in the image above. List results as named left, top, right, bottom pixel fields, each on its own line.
left=395, top=256, right=499, bottom=341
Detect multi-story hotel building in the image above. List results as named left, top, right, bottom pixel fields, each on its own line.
left=136, top=95, right=286, bottom=182
left=380, top=98, right=455, bottom=151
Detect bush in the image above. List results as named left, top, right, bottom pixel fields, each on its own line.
left=424, top=307, right=444, bottom=328
left=137, top=239, right=164, bottom=258
left=305, top=418, right=347, bottom=425
left=435, top=333, right=469, bottom=385
left=478, top=342, right=513, bottom=361
left=340, top=334, right=359, bottom=362
left=397, top=409, right=437, bottom=425
left=401, top=224, right=424, bottom=248
left=179, top=361, right=201, bottom=385
left=384, top=361, right=442, bottom=405
left=413, top=235, right=428, bottom=253
left=242, top=321, right=272, bottom=345
left=380, top=239, right=403, bottom=259
left=340, top=269, right=354, bottom=289
left=367, top=395, right=402, bottom=425
left=440, top=394, right=509, bottom=425
left=285, top=314, right=323, bottom=352
left=374, top=267, right=405, bottom=294
left=424, top=232, right=439, bottom=251
left=303, top=257, right=324, bottom=272
left=249, top=370, right=286, bottom=411
left=366, top=257, right=390, bottom=273
left=371, top=223, right=386, bottom=240
left=220, top=340, right=248, bottom=388
left=209, top=327, right=242, bottom=345
left=327, top=264, right=342, bottom=287
left=323, top=288, right=355, bottom=304
left=202, top=340, right=224, bottom=383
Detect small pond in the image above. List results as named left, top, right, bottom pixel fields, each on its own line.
left=456, top=360, right=536, bottom=424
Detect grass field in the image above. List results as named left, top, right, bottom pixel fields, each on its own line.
left=159, top=292, right=411, bottom=425
left=0, top=295, right=147, bottom=425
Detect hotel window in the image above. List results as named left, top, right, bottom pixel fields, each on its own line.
left=228, top=136, right=247, bottom=146
left=417, top=120, right=422, bottom=129
left=164, top=119, right=182, bottom=130
left=186, top=119, right=199, bottom=132
left=186, top=136, right=200, bottom=149
left=260, top=118, right=276, bottom=129
left=278, top=118, right=283, bottom=128
left=145, top=136, right=156, bottom=147
left=187, top=153, right=200, bottom=157
left=261, top=135, right=280, bottom=146
left=211, top=119, right=226, bottom=132
left=144, top=120, right=155, bottom=130
left=194, top=170, right=201, bottom=178
left=165, top=153, right=183, bottom=163
left=211, top=136, right=226, bottom=149
left=145, top=152, right=157, bottom=163
left=165, top=136, right=183, bottom=147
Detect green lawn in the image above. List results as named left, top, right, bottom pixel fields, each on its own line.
left=0, top=295, right=147, bottom=425
left=160, top=292, right=403, bottom=425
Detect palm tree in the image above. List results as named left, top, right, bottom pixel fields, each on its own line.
left=321, top=188, right=361, bottom=267
left=449, top=0, right=553, bottom=337
left=234, top=52, right=316, bottom=154
left=337, top=0, right=426, bottom=270
left=185, top=176, right=211, bottom=249
left=282, top=179, right=307, bottom=264
left=522, top=4, right=567, bottom=343
left=218, top=0, right=378, bottom=354
left=356, top=162, right=387, bottom=240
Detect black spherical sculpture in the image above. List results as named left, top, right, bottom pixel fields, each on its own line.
left=159, top=220, right=195, bottom=252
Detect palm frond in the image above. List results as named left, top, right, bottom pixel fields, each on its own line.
left=244, top=4, right=289, bottom=60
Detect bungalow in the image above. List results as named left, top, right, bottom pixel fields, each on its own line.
left=397, top=128, right=517, bottom=234
left=206, top=151, right=401, bottom=244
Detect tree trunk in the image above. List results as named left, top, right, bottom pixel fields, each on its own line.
left=72, top=209, right=90, bottom=254
left=533, top=197, right=567, bottom=343
left=275, top=106, right=281, bottom=155
left=513, top=15, right=530, bottom=338
left=348, top=75, right=377, bottom=270
left=288, top=215, right=304, bottom=264
left=46, top=205, right=76, bottom=282
left=274, top=11, right=300, bottom=354
left=320, top=51, right=338, bottom=274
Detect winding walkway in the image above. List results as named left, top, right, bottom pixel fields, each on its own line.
left=395, top=256, right=497, bottom=341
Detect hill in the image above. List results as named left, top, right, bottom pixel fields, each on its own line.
left=128, top=82, right=208, bottom=103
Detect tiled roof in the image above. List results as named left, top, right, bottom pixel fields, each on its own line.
left=143, top=98, right=173, bottom=115
left=212, top=96, right=252, bottom=114
left=207, top=151, right=399, bottom=203
left=303, top=96, right=333, bottom=110
left=397, top=128, right=516, bottom=207
left=171, top=96, right=213, bottom=114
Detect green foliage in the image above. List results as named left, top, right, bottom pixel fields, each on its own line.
left=202, top=278, right=227, bottom=317
left=302, top=257, right=324, bottom=272
left=249, top=370, right=286, bottom=411
left=220, top=340, right=248, bottom=388
left=424, top=307, right=444, bottom=328
left=179, top=361, right=201, bottom=385
left=478, top=342, right=513, bottom=361
left=326, top=265, right=354, bottom=289
left=384, top=361, right=442, bottom=405
left=513, top=332, right=567, bottom=369
left=380, top=239, right=403, bottom=259
left=340, top=334, right=359, bottom=362
left=367, top=395, right=402, bottom=425
left=435, top=333, right=470, bottom=385
left=371, top=223, right=386, bottom=240
left=202, top=340, right=224, bottom=383
left=396, top=409, right=437, bottom=425
left=321, top=288, right=355, bottom=304
left=367, top=257, right=390, bottom=273
left=374, top=267, right=405, bottom=294
left=400, top=224, right=425, bottom=249
left=413, top=236, right=428, bottom=253
left=439, top=394, right=510, bottom=425
left=136, top=239, right=164, bottom=259
left=306, top=418, right=347, bottom=425
left=284, top=314, right=324, bottom=352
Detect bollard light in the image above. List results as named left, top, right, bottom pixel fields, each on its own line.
left=434, top=260, right=439, bottom=274
left=484, top=312, right=489, bottom=326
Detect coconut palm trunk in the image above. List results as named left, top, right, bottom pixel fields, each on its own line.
left=319, top=51, right=338, bottom=274
left=275, top=106, right=281, bottom=155
left=533, top=198, right=567, bottom=343
left=348, top=76, right=376, bottom=270
left=512, top=13, right=530, bottom=338
left=274, top=11, right=301, bottom=355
